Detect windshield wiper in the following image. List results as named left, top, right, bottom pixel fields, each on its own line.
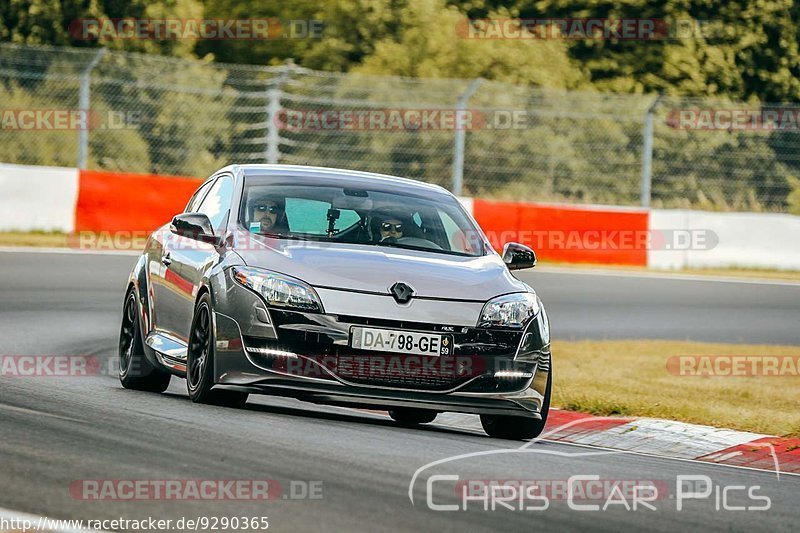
left=253, top=232, right=316, bottom=242
left=374, top=241, right=473, bottom=257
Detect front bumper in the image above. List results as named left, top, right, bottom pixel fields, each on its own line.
left=211, top=276, right=551, bottom=418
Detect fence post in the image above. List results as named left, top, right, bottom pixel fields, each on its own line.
left=77, top=48, right=106, bottom=169
left=640, top=94, right=663, bottom=208
left=451, top=78, right=484, bottom=196
left=265, top=61, right=293, bottom=164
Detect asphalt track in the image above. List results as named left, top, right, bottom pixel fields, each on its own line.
left=0, top=250, right=798, bottom=532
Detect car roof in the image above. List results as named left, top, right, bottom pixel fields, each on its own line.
left=216, top=164, right=452, bottom=196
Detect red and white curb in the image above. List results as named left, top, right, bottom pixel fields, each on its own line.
left=428, top=410, right=800, bottom=475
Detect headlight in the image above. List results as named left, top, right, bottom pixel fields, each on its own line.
left=478, top=292, right=539, bottom=328
left=232, top=267, right=323, bottom=313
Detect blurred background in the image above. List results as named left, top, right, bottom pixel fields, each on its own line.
left=2, top=0, right=800, bottom=212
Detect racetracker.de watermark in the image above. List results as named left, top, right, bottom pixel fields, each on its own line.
left=69, top=18, right=324, bottom=40
left=0, top=355, right=158, bottom=377
left=259, top=353, right=497, bottom=381
left=455, top=18, right=715, bottom=40
left=667, top=355, right=800, bottom=377
left=484, top=229, right=718, bottom=252
left=0, top=355, right=105, bottom=377
left=277, top=109, right=484, bottom=132
left=276, top=108, right=597, bottom=132
left=0, top=109, right=141, bottom=131
left=69, top=479, right=322, bottom=501
left=667, top=108, right=800, bottom=131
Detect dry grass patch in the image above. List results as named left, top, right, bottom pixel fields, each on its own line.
left=553, top=339, right=800, bottom=436
left=0, top=231, right=69, bottom=248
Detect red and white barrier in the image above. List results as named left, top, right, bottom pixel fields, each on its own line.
left=472, top=198, right=649, bottom=266
left=648, top=209, right=800, bottom=271
left=0, top=163, right=79, bottom=232
left=0, top=163, right=201, bottom=233
left=1, top=163, right=799, bottom=271
left=75, top=169, right=201, bottom=232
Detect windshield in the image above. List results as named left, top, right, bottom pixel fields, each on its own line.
left=239, top=178, right=486, bottom=257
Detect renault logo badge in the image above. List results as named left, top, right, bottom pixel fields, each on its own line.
left=390, top=282, right=414, bottom=304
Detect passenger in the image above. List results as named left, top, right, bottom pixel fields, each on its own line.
left=248, top=194, right=288, bottom=233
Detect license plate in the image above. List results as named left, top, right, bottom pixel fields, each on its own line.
left=350, top=327, right=452, bottom=356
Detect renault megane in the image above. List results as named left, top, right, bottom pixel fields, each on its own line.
left=119, top=165, right=551, bottom=439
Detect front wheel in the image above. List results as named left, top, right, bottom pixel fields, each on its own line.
left=481, top=368, right=551, bottom=440
left=186, top=293, right=249, bottom=408
left=119, top=289, right=171, bottom=392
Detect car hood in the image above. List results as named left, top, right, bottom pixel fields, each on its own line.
left=233, top=234, right=529, bottom=301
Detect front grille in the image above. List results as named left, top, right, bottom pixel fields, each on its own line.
left=258, top=310, right=529, bottom=392
left=333, top=314, right=454, bottom=332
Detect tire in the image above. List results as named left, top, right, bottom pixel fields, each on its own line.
left=480, top=367, right=551, bottom=440
left=186, top=292, right=249, bottom=408
left=389, top=408, right=438, bottom=425
left=119, top=289, right=171, bottom=392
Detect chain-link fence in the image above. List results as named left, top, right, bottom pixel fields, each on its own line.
left=2, top=42, right=799, bottom=211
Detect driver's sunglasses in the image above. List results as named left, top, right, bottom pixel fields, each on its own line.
left=254, top=205, right=280, bottom=214
left=381, top=222, right=403, bottom=232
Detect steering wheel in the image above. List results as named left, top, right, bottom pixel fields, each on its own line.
left=395, top=236, right=443, bottom=250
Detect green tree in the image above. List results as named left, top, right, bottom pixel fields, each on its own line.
left=351, top=0, right=583, bottom=87
left=195, top=0, right=320, bottom=65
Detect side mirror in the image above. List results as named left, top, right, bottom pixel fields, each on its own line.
left=170, top=213, right=221, bottom=246
left=502, top=242, right=536, bottom=270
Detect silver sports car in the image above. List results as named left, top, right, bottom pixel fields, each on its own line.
left=119, top=165, right=551, bottom=439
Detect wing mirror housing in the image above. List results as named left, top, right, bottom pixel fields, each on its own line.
left=502, top=242, right=536, bottom=270
left=170, top=213, right=222, bottom=246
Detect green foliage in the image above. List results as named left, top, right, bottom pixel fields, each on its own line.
left=195, top=0, right=320, bottom=65
left=301, top=0, right=408, bottom=71
left=531, top=0, right=800, bottom=102
left=3, top=0, right=800, bottom=99
left=352, top=0, right=582, bottom=88
left=0, top=82, right=79, bottom=166
left=88, top=51, right=236, bottom=176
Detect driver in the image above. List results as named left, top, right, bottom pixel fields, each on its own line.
left=371, top=210, right=407, bottom=242
left=248, top=193, right=287, bottom=233
left=378, top=217, right=404, bottom=241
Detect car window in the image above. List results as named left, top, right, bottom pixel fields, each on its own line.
left=285, top=198, right=360, bottom=234
left=196, top=175, right=234, bottom=231
left=186, top=179, right=215, bottom=213
left=240, top=179, right=486, bottom=257
left=439, top=210, right=475, bottom=254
